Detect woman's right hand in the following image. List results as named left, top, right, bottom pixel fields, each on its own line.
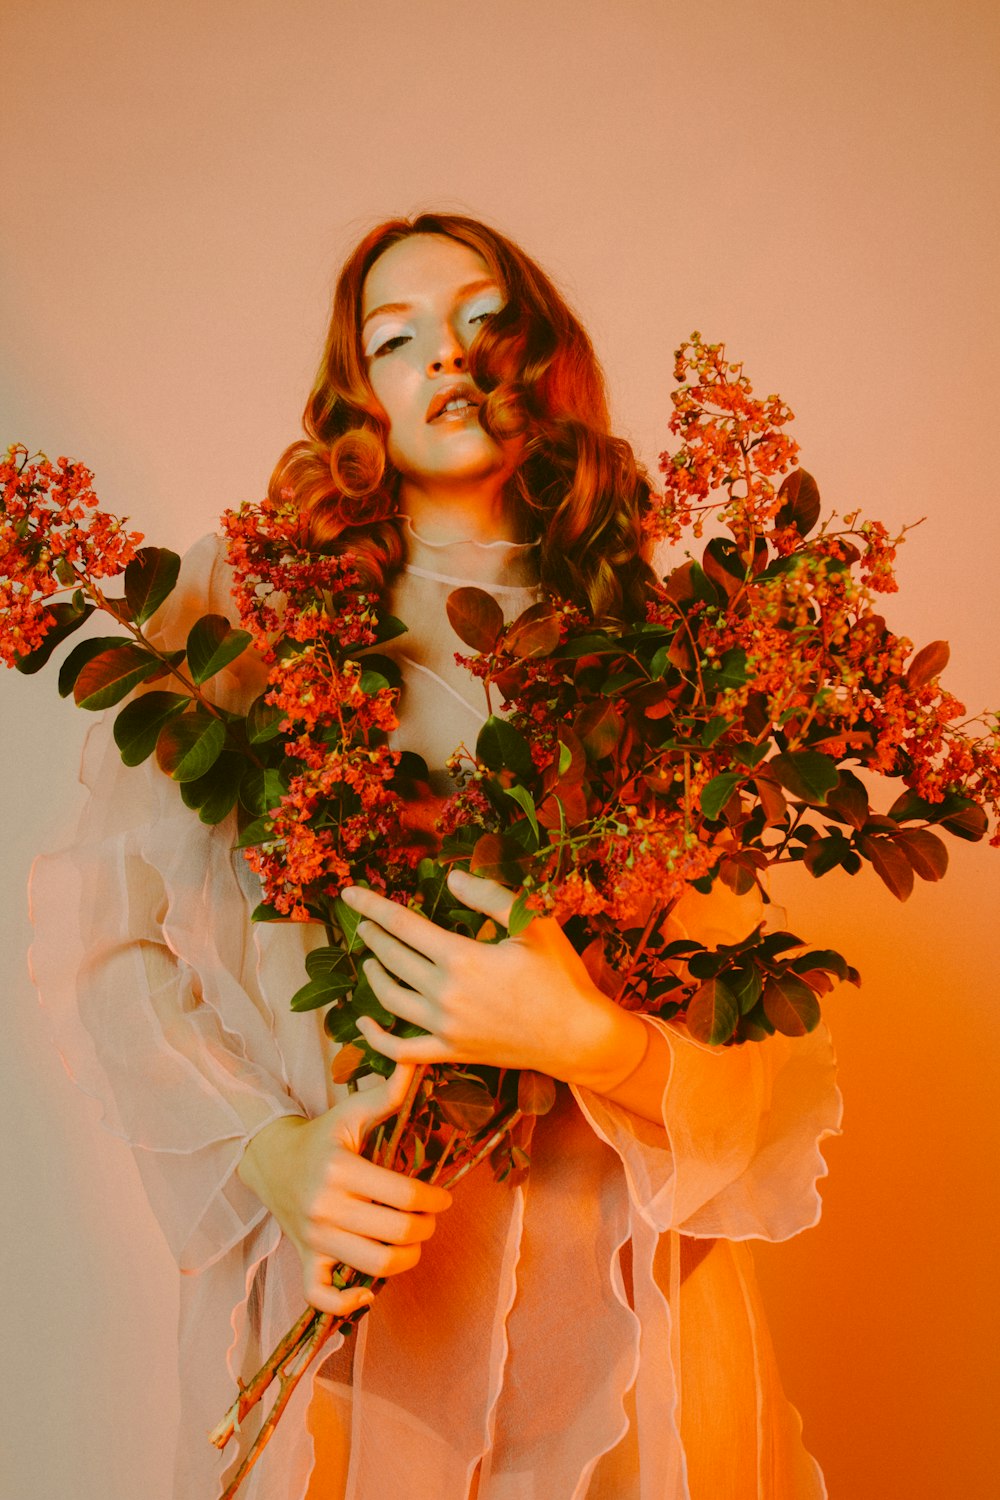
left=236, top=1062, right=453, bottom=1317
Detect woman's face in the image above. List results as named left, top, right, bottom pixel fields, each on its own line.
left=360, top=233, right=519, bottom=498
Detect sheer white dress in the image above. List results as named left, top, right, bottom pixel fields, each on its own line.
left=29, top=521, right=842, bottom=1499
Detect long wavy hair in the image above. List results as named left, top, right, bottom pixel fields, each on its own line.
left=268, top=211, right=660, bottom=624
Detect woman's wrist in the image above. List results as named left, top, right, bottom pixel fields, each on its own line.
left=571, top=1002, right=673, bottom=1127
left=237, top=1113, right=308, bottom=1210
left=568, top=995, right=650, bottom=1096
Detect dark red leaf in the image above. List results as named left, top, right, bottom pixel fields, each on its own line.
left=906, top=639, right=950, bottom=689
left=505, top=603, right=562, bottom=659
left=753, top=774, right=789, bottom=827
left=859, top=834, right=914, bottom=900
left=445, top=587, right=504, bottom=652
left=517, top=1070, right=557, bottom=1116
left=573, top=699, right=624, bottom=761
left=762, top=974, right=821, bottom=1035
left=826, top=771, right=870, bottom=830
left=895, top=828, right=948, bottom=881
left=775, top=468, right=822, bottom=537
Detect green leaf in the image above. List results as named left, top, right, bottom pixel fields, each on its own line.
left=180, top=749, right=243, bottom=823
left=246, top=693, right=284, bottom=744
left=553, top=631, right=618, bottom=660
left=503, top=784, right=540, bottom=842
left=332, top=894, right=366, bottom=954
left=762, top=973, right=821, bottom=1036
left=359, top=668, right=391, bottom=694
left=155, top=712, right=226, bottom=782
left=73, top=643, right=165, bottom=710
left=557, top=740, right=573, bottom=776
left=759, top=930, right=807, bottom=958
left=445, top=587, right=504, bottom=652
left=476, top=715, right=534, bottom=779
left=769, top=750, right=840, bottom=805
left=789, top=949, right=861, bottom=986
left=240, top=765, right=289, bottom=816
left=305, top=945, right=353, bottom=981
left=349, top=966, right=397, bottom=1028
left=701, top=715, right=731, bottom=748
left=506, top=890, right=538, bottom=937
left=324, top=1005, right=361, bottom=1043
left=700, top=772, right=743, bottom=822
left=733, top=741, right=770, bottom=770
left=372, top=612, right=408, bottom=645
left=689, top=561, right=720, bottom=605
left=712, top=648, right=749, bottom=689
left=113, top=691, right=191, bottom=766
left=728, top=964, right=763, bottom=1015
left=58, top=634, right=131, bottom=697
left=124, top=546, right=181, bottom=625
left=235, top=815, right=274, bottom=848
left=686, top=977, right=739, bottom=1045
left=290, top=974, right=355, bottom=1011
left=186, top=613, right=252, bottom=685
left=14, top=601, right=94, bottom=674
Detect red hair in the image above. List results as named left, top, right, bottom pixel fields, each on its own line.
left=268, top=211, right=660, bottom=624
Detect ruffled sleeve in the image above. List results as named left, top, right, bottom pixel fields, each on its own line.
left=27, top=533, right=332, bottom=1275
left=570, top=882, right=843, bottom=1242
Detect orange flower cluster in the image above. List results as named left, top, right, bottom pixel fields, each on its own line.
left=222, top=490, right=422, bottom=920
left=221, top=488, right=379, bottom=658
left=0, top=445, right=142, bottom=666
left=650, top=336, right=800, bottom=544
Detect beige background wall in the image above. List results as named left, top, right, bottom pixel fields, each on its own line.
left=3, top=2, right=998, bottom=1496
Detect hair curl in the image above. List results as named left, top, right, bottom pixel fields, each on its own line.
left=267, top=211, right=660, bottom=624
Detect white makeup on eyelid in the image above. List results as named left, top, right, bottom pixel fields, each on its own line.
left=363, top=289, right=505, bottom=358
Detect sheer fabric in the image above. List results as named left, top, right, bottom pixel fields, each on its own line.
left=29, top=530, right=842, bottom=1499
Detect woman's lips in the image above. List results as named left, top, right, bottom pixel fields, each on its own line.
left=428, top=402, right=479, bottom=424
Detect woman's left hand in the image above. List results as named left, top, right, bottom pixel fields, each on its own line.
left=340, top=869, right=647, bottom=1093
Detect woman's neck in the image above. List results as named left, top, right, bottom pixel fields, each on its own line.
left=399, top=512, right=541, bottom=591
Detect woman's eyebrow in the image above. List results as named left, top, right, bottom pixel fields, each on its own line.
left=362, top=278, right=499, bottom=328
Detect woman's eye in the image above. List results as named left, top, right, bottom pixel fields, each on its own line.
left=370, top=334, right=410, bottom=358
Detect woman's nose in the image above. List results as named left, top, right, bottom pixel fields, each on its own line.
left=427, top=320, right=466, bottom=373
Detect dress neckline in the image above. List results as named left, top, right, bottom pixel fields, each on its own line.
left=398, top=513, right=542, bottom=593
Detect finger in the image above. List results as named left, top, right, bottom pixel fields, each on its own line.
left=357, top=1014, right=454, bottom=1067
left=324, top=1197, right=440, bottom=1247
left=314, top=1228, right=424, bottom=1282
left=302, top=1261, right=377, bottom=1318
left=358, top=920, right=437, bottom=994
left=446, top=867, right=517, bottom=926
left=337, top=1059, right=415, bottom=1139
left=362, top=956, right=434, bottom=1029
left=342, top=885, right=453, bottom=964
left=333, top=1151, right=453, bottom=1214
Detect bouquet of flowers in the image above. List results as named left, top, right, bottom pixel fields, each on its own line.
left=5, top=335, right=998, bottom=1495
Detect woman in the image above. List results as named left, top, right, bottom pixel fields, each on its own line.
left=30, top=212, right=841, bottom=1499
